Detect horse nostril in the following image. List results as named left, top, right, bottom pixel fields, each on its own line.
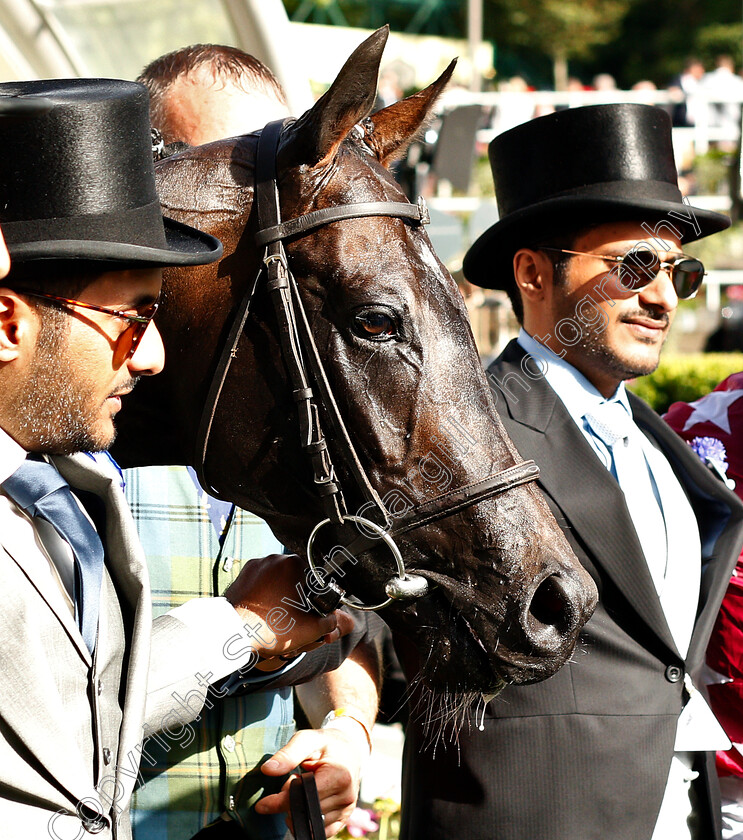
left=530, top=575, right=567, bottom=627
left=523, top=573, right=579, bottom=651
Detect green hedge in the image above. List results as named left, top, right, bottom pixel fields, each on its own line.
left=627, top=353, right=743, bottom=414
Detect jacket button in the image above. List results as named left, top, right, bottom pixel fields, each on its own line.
left=97, top=680, right=103, bottom=696
left=102, top=747, right=112, bottom=765
left=665, top=665, right=683, bottom=683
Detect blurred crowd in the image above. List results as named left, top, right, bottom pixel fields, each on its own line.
left=490, top=54, right=743, bottom=145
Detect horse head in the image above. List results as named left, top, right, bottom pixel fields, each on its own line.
left=114, top=27, right=597, bottom=702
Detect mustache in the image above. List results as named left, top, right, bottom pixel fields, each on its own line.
left=618, top=308, right=670, bottom=328
left=108, top=377, right=140, bottom=399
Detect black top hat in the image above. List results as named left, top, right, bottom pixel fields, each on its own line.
left=0, top=94, right=54, bottom=118
left=463, top=104, right=729, bottom=290
left=0, top=78, right=222, bottom=266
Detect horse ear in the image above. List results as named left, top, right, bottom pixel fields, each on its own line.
left=281, top=26, right=389, bottom=168
left=364, top=59, right=457, bottom=167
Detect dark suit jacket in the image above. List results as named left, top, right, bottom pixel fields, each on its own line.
left=400, top=340, right=743, bottom=840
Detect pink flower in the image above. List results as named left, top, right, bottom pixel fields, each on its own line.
left=345, top=807, right=379, bottom=837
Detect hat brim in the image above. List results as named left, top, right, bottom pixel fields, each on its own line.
left=463, top=195, right=730, bottom=291
left=6, top=216, right=223, bottom=267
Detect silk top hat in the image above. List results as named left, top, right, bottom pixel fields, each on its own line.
left=463, top=104, right=730, bottom=290
left=0, top=78, right=222, bottom=265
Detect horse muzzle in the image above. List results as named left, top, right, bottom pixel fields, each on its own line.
left=520, top=567, right=598, bottom=663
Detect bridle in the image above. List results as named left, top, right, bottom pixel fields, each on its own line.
left=194, top=119, right=540, bottom=613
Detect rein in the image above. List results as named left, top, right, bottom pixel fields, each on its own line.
left=194, top=119, right=540, bottom=613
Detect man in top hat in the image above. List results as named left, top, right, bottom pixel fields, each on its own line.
left=0, top=78, right=349, bottom=839
left=400, top=104, right=743, bottom=840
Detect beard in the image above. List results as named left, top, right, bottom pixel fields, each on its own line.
left=553, top=290, right=669, bottom=385
left=10, top=307, right=136, bottom=454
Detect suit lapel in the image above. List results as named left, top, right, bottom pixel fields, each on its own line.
left=0, top=520, right=91, bottom=663
left=490, top=341, right=678, bottom=654
left=54, top=454, right=152, bottom=804
left=0, top=542, right=98, bottom=808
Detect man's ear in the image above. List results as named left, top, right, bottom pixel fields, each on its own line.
left=513, top=248, right=554, bottom=303
left=0, top=290, right=35, bottom=362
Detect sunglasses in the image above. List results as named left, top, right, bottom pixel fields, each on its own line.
left=538, top=246, right=706, bottom=300
left=18, top=289, right=159, bottom=360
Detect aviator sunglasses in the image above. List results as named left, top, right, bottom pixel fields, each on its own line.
left=538, top=246, right=706, bottom=300
left=17, top=289, right=159, bottom=360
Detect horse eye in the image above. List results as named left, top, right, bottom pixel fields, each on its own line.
left=352, top=309, right=398, bottom=341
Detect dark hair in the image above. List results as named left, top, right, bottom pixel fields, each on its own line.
left=138, top=44, right=287, bottom=135
left=503, top=221, right=597, bottom=324
left=6, top=260, right=115, bottom=299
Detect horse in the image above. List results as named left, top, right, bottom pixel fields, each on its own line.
left=113, top=27, right=597, bottom=706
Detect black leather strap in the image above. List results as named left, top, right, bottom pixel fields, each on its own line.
left=255, top=199, right=427, bottom=245
left=391, top=460, right=540, bottom=537
left=289, top=772, right=325, bottom=840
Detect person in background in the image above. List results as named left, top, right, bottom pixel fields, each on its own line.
left=702, top=55, right=743, bottom=151
left=593, top=72, right=618, bottom=91
left=129, top=45, right=381, bottom=840
left=665, top=376, right=743, bottom=839
left=492, top=75, right=535, bottom=135
left=670, top=57, right=706, bottom=128
left=400, top=103, right=743, bottom=840
left=139, top=43, right=290, bottom=147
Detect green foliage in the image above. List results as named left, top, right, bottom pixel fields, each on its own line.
left=627, top=353, right=743, bottom=414
left=491, top=0, right=634, bottom=62
left=696, top=22, right=743, bottom=67
left=281, top=0, right=465, bottom=35
left=473, top=152, right=495, bottom=197
left=691, top=149, right=734, bottom=196
left=684, top=220, right=743, bottom=270
left=585, top=0, right=743, bottom=87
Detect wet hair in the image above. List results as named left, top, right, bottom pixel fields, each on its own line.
left=138, top=44, right=287, bottom=133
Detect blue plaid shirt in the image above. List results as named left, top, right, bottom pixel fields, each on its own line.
left=125, top=465, right=294, bottom=840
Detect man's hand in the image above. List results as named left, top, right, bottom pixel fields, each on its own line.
left=256, top=726, right=369, bottom=838
left=223, top=553, right=353, bottom=660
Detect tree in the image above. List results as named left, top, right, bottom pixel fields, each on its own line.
left=572, top=0, right=742, bottom=87
left=486, top=0, right=635, bottom=89
left=281, top=0, right=465, bottom=35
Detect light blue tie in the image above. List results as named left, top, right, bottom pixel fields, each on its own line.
left=2, top=456, right=104, bottom=654
left=585, top=401, right=668, bottom=590
left=585, top=400, right=701, bottom=656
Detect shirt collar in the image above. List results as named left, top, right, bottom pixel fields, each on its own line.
left=0, top=425, right=28, bottom=484
left=517, top=328, right=631, bottom=423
